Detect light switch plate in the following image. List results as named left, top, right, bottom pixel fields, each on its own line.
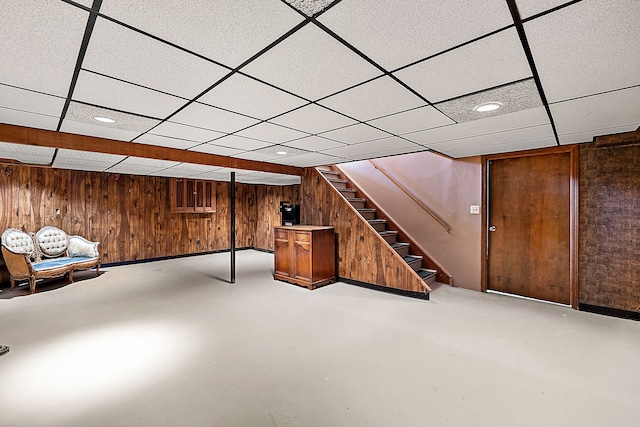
left=470, top=205, right=480, bottom=215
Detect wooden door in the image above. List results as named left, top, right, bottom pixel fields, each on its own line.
left=274, top=230, right=290, bottom=278
left=487, top=153, right=571, bottom=304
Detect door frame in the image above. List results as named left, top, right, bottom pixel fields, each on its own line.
left=481, top=145, right=579, bottom=308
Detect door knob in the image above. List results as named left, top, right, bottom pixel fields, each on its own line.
left=489, top=226, right=496, bottom=232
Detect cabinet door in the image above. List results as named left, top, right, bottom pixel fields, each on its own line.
left=293, top=232, right=312, bottom=282
left=274, top=231, right=290, bottom=277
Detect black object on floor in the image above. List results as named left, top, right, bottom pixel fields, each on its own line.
left=0, top=345, right=9, bottom=356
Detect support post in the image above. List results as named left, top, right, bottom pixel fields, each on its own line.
left=230, top=172, right=236, bottom=283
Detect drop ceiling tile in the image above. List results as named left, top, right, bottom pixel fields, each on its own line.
left=0, top=142, right=55, bottom=165
left=319, top=124, right=391, bottom=145
left=515, top=0, right=575, bottom=19
left=120, top=157, right=180, bottom=168
left=441, top=135, right=557, bottom=158
left=231, top=151, right=281, bottom=162
left=153, top=163, right=221, bottom=178
left=525, top=0, right=640, bottom=102
left=394, top=29, right=532, bottom=103
left=0, top=85, right=65, bottom=117
left=435, top=79, right=542, bottom=123
left=199, top=74, right=307, bottom=120
left=0, top=1, right=88, bottom=96
left=235, top=123, right=309, bottom=144
left=60, top=120, right=144, bottom=142
left=0, top=108, right=59, bottom=131
left=318, top=76, right=425, bottom=121
left=150, top=121, right=226, bottom=143
left=318, top=0, right=513, bottom=71
left=427, top=124, right=554, bottom=152
left=64, top=102, right=161, bottom=132
left=367, top=106, right=455, bottom=135
left=72, top=71, right=186, bottom=119
left=282, top=136, right=346, bottom=151
left=106, top=164, right=165, bottom=175
left=52, top=149, right=126, bottom=171
left=134, top=133, right=200, bottom=150
left=346, top=145, right=425, bottom=162
left=404, top=107, right=550, bottom=146
left=242, top=24, right=382, bottom=101
left=99, top=0, right=304, bottom=68
left=208, top=135, right=274, bottom=151
left=283, top=0, right=338, bottom=17
left=269, top=104, right=357, bottom=134
left=273, top=152, right=346, bottom=167
left=171, top=102, right=259, bottom=134
left=551, top=86, right=640, bottom=144
left=187, top=143, right=245, bottom=157
left=322, top=137, right=420, bottom=158
left=83, top=17, right=229, bottom=99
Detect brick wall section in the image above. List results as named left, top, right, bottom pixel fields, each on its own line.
left=579, top=142, right=640, bottom=311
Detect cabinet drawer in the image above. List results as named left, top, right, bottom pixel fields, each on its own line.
left=294, top=232, right=310, bottom=243
left=275, top=230, right=288, bottom=241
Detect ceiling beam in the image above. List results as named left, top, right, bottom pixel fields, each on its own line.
left=0, top=123, right=304, bottom=176
left=594, top=129, right=640, bottom=148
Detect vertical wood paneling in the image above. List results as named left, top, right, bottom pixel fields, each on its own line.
left=0, top=162, right=300, bottom=284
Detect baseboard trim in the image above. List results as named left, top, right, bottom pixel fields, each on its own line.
left=339, top=277, right=430, bottom=301
left=101, top=246, right=255, bottom=268
left=579, top=304, right=639, bottom=321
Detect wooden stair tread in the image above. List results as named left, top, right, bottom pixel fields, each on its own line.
left=378, top=230, right=397, bottom=235
left=328, top=178, right=348, bottom=184
left=417, top=269, right=437, bottom=279
left=390, top=242, right=409, bottom=249
left=403, top=255, right=423, bottom=262
left=367, top=219, right=386, bottom=224
left=346, top=198, right=366, bottom=202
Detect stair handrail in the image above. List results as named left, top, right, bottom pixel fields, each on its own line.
left=368, top=160, right=451, bottom=233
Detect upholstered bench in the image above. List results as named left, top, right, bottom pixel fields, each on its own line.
left=1, top=226, right=100, bottom=294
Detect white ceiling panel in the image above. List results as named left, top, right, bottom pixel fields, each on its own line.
left=525, top=0, right=640, bottom=102
left=282, top=136, right=345, bottom=151
left=0, top=85, right=65, bottom=117
left=322, top=137, right=420, bottom=158
left=318, top=76, right=425, bottom=121
left=394, top=28, right=532, bottom=103
left=235, top=123, right=309, bottom=144
left=318, top=0, right=514, bottom=71
left=152, top=163, right=222, bottom=178
left=72, top=71, right=186, bottom=119
left=0, top=1, right=88, bottom=96
left=0, top=108, right=59, bottom=131
left=551, top=86, right=640, bottom=144
left=65, top=102, right=161, bottom=132
left=0, top=141, right=55, bottom=165
left=319, top=124, right=391, bottom=145
left=231, top=151, right=281, bottom=162
left=269, top=104, right=357, bottom=134
left=83, top=17, right=229, bottom=99
left=52, top=149, right=126, bottom=172
left=515, top=0, right=575, bottom=19
left=208, top=135, right=273, bottom=151
left=150, top=121, right=226, bottom=143
left=242, top=24, right=382, bottom=101
left=284, top=0, right=338, bottom=17
left=187, top=143, right=245, bottom=157
left=134, top=133, right=200, bottom=150
left=274, top=152, right=346, bottom=167
left=405, top=107, right=550, bottom=146
left=170, top=102, right=259, bottom=134
left=442, top=135, right=557, bottom=158
left=345, top=146, right=425, bottom=162
left=98, top=0, right=304, bottom=68
left=60, top=120, right=145, bottom=142
left=367, top=106, right=455, bottom=136
left=427, top=124, right=554, bottom=152
left=118, top=157, right=180, bottom=168
left=199, top=74, right=307, bottom=120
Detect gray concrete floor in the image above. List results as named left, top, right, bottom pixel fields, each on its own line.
left=0, top=250, right=638, bottom=427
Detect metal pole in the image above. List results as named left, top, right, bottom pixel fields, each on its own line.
left=230, top=172, right=236, bottom=283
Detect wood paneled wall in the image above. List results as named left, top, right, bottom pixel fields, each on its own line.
left=0, top=163, right=299, bottom=284
left=579, top=143, right=640, bottom=312
left=300, top=168, right=428, bottom=293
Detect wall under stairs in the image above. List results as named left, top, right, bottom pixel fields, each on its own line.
left=300, top=167, right=432, bottom=295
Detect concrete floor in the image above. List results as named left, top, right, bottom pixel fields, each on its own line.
left=0, top=250, right=638, bottom=427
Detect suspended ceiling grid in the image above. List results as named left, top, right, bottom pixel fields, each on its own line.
left=1, top=0, right=639, bottom=185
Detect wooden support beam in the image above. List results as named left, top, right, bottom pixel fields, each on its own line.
left=0, top=123, right=304, bottom=176
left=594, top=129, right=640, bottom=148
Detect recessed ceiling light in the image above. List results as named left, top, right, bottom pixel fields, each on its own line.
left=276, top=151, right=288, bottom=155
left=474, top=102, right=502, bottom=112
left=94, top=116, right=116, bottom=123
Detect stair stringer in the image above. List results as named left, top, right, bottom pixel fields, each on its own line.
left=301, top=168, right=430, bottom=294
left=334, top=164, right=453, bottom=285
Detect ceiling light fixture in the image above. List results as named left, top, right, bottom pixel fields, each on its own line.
left=94, top=116, right=116, bottom=123
left=276, top=151, right=288, bottom=155
left=474, top=102, right=502, bottom=112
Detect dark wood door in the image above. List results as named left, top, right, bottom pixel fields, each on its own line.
left=488, top=153, right=571, bottom=304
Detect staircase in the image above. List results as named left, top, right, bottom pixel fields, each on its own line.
left=318, top=167, right=438, bottom=288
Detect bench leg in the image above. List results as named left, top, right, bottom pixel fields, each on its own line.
left=68, top=269, right=75, bottom=284
left=29, top=277, right=36, bottom=294
left=10, top=278, right=16, bottom=291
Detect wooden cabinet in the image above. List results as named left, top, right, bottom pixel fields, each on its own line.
left=274, top=226, right=336, bottom=290
left=170, top=178, right=215, bottom=213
